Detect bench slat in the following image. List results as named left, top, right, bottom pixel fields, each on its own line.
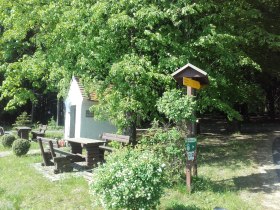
left=53, top=148, right=85, bottom=162
left=99, top=145, right=115, bottom=152
left=37, top=137, right=86, bottom=173
left=99, top=133, right=130, bottom=161
left=32, top=125, right=47, bottom=140
left=102, top=133, right=130, bottom=143
left=37, top=137, right=59, bottom=148
left=53, top=148, right=74, bottom=156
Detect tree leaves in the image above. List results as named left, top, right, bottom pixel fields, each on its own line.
left=0, top=0, right=278, bottom=123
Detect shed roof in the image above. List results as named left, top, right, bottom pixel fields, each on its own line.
left=74, top=77, right=98, bottom=102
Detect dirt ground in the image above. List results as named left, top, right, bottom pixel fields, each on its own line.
left=201, top=117, right=280, bottom=209
left=255, top=131, right=280, bottom=209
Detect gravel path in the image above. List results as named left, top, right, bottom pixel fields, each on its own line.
left=0, top=151, right=12, bottom=158
left=0, top=149, right=40, bottom=158
left=257, top=131, right=280, bottom=210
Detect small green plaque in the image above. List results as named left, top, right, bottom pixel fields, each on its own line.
left=185, top=137, right=197, bottom=161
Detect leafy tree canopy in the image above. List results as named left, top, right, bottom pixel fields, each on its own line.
left=0, top=0, right=279, bottom=127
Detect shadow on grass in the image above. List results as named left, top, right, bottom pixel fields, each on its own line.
left=197, top=133, right=268, bottom=167
left=165, top=204, right=201, bottom=210
left=192, top=176, right=232, bottom=193
left=233, top=169, right=280, bottom=193
left=175, top=176, right=233, bottom=194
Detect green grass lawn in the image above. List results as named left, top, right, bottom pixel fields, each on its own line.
left=0, top=140, right=39, bottom=152
left=0, top=154, right=92, bottom=209
left=160, top=133, right=267, bottom=210
left=0, top=132, right=272, bottom=209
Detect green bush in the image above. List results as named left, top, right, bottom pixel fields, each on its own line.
left=1, top=134, right=16, bottom=148
left=140, top=127, right=185, bottom=184
left=90, top=148, right=166, bottom=210
left=156, top=89, right=196, bottom=124
left=12, top=139, right=31, bottom=156
left=47, top=117, right=63, bottom=130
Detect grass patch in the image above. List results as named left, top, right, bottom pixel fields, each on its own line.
left=160, top=133, right=269, bottom=210
left=0, top=154, right=92, bottom=209
left=0, top=143, right=7, bottom=152
left=0, top=141, right=39, bottom=152
left=44, top=130, right=64, bottom=139
left=0, top=132, right=274, bottom=209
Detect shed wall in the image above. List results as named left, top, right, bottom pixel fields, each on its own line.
left=80, top=101, right=117, bottom=139
left=64, top=78, right=83, bottom=138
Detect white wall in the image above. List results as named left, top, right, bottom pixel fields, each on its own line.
left=64, top=78, right=83, bottom=138
left=80, top=101, right=117, bottom=139
left=64, top=77, right=117, bottom=140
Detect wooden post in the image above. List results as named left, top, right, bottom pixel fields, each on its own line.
left=38, top=138, right=48, bottom=166
left=186, top=86, right=197, bottom=192
left=186, top=162, right=192, bottom=192
left=171, top=63, right=209, bottom=193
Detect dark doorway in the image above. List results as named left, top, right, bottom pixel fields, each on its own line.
left=69, top=105, right=76, bottom=138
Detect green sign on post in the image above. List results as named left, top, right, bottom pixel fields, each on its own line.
left=185, top=137, right=197, bottom=161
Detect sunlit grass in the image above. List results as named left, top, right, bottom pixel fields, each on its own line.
left=0, top=132, right=273, bottom=209
left=160, top=133, right=267, bottom=210
left=0, top=154, right=92, bottom=209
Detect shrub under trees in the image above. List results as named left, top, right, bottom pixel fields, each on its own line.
left=90, top=148, right=166, bottom=210
left=1, top=134, right=16, bottom=148
left=12, top=139, right=30, bottom=156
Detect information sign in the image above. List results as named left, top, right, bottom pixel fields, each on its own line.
left=185, top=137, right=197, bottom=161
left=183, top=77, right=201, bottom=89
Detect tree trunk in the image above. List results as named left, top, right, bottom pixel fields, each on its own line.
left=56, top=98, right=60, bottom=126
left=123, top=111, right=137, bottom=147
left=226, top=119, right=241, bottom=133
left=267, top=87, right=275, bottom=120
left=31, top=102, right=35, bottom=123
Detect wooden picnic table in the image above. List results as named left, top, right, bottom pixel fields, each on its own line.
left=65, top=138, right=105, bottom=168
left=15, top=126, right=31, bottom=140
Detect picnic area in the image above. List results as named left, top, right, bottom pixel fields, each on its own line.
left=0, top=116, right=280, bottom=209
left=0, top=1, right=279, bottom=209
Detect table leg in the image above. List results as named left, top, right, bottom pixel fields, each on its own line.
left=18, top=130, right=29, bottom=139
left=69, top=142, right=82, bottom=154
left=85, top=145, right=102, bottom=168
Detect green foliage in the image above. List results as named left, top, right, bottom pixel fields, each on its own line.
left=0, top=0, right=279, bottom=123
left=90, top=148, right=166, bottom=210
left=44, top=131, right=63, bottom=140
left=139, top=127, right=185, bottom=184
left=1, top=134, right=16, bottom=148
left=92, top=55, right=171, bottom=130
left=12, top=112, right=31, bottom=127
left=157, top=89, right=196, bottom=124
left=12, top=138, right=30, bottom=156
left=46, top=117, right=63, bottom=130
left=47, top=117, right=56, bottom=128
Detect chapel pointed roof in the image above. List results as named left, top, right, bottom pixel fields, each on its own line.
left=73, top=77, right=98, bottom=102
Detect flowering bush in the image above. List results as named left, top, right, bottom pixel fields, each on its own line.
left=90, top=148, right=166, bottom=210
left=140, top=127, right=185, bottom=184
left=157, top=89, right=196, bottom=124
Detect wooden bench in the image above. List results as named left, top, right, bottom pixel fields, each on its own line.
left=0, top=126, right=13, bottom=135
left=0, top=127, right=4, bottom=136
left=37, top=137, right=85, bottom=174
left=99, top=133, right=130, bottom=161
left=32, top=125, right=47, bottom=140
